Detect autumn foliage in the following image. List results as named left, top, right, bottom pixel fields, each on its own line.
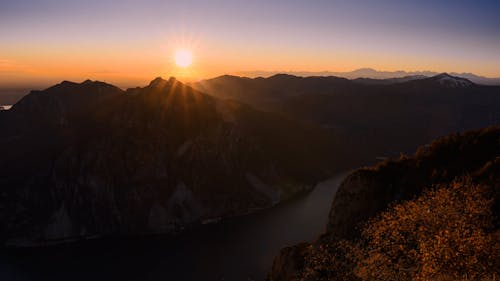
left=356, top=177, right=497, bottom=280
left=268, top=127, right=499, bottom=281
left=298, top=177, right=498, bottom=281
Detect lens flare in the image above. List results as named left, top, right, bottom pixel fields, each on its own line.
left=174, top=50, right=193, bottom=68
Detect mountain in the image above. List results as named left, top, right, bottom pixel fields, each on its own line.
left=352, top=75, right=427, bottom=85
left=236, top=68, right=500, bottom=85
left=0, top=77, right=337, bottom=246
left=192, top=74, right=352, bottom=112
left=0, top=88, right=31, bottom=106
left=452, top=72, right=500, bottom=86
left=2, top=69, right=499, bottom=105
left=193, top=73, right=500, bottom=166
left=268, top=126, right=500, bottom=280
left=413, top=72, right=474, bottom=88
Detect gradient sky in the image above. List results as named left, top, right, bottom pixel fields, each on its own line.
left=1, top=0, right=500, bottom=87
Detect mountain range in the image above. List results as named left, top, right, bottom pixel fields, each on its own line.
left=193, top=73, right=500, bottom=165
left=237, top=68, right=500, bottom=85
left=1, top=72, right=499, bottom=247
left=1, top=69, right=499, bottom=106
left=0, top=77, right=336, bottom=246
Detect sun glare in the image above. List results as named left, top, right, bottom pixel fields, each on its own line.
left=174, top=50, right=193, bottom=68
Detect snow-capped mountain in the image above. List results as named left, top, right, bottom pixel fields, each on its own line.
left=430, top=73, right=474, bottom=88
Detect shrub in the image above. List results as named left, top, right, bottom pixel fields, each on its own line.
left=356, top=177, right=497, bottom=281
left=298, top=177, right=498, bottom=281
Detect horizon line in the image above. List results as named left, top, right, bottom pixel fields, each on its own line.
left=2, top=67, right=500, bottom=89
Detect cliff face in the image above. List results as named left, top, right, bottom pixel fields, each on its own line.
left=269, top=126, right=500, bottom=280
left=328, top=127, right=500, bottom=239
left=0, top=78, right=335, bottom=246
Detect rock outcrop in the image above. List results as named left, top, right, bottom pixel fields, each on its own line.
left=327, top=126, right=500, bottom=239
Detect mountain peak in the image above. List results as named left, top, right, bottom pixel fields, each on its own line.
left=60, top=80, right=78, bottom=86
left=49, top=79, right=117, bottom=91
left=268, top=73, right=300, bottom=80
left=149, top=77, right=167, bottom=86
left=148, top=76, right=179, bottom=87
left=435, top=72, right=452, bottom=78
left=430, top=73, right=474, bottom=88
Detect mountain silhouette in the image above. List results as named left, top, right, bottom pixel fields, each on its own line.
left=346, top=68, right=493, bottom=84
left=2, top=73, right=499, bottom=246
left=193, top=73, right=500, bottom=164
left=236, top=68, right=500, bottom=85
left=0, top=77, right=337, bottom=246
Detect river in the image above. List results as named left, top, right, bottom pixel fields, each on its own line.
left=0, top=173, right=347, bottom=281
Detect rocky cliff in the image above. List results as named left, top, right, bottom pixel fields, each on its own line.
left=0, top=77, right=336, bottom=246
left=269, top=126, right=500, bottom=280
left=327, top=126, right=500, bottom=239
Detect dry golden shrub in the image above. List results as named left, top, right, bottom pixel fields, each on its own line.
left=355, top=177, right=498, bottom=281
left=297, top=177, right=498, bottom=281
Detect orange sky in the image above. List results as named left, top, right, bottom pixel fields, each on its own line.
left=1, top=0, right=500, bottom=88
left=2, top=41, right=499, bottom=88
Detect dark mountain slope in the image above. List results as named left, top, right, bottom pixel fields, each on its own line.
left=192, top=73, right=490, bottom=113
left=194, top=74, right=500, bottom=165
left=192, top=74, right=355, bottom=112
left=0, top=77, right=336, bottom=246
left=269, top=126, right=500, bottom=280
left=327, top=126, right=500, bottom=238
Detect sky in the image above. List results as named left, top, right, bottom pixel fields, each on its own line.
left=1, top=0, right=500, bottom=87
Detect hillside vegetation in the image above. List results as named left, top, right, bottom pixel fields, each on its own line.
left=269, top=126, right=500, bottom=281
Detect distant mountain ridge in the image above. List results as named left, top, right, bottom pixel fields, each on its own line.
left=1, top=69, right=498, bottom=105
left=237, top=68, right=500, bottom=85
left=193, top=72, right=500, bottom=166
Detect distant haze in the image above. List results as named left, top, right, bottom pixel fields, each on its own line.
left=236, top=68, right=500, bottom=85
left=2, top=67, right=500, bottom=105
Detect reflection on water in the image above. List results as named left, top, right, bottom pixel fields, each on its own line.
left=0, top=173, right=347, bottom=281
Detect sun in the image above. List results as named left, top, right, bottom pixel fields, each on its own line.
left=174, top=49, right=193, bottom=68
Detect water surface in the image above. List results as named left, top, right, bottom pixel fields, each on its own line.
left=0, top=173, right=347, bottom=281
